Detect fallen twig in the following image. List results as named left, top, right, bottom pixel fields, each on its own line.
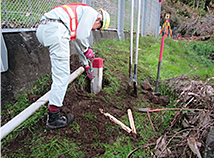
left=99, top=108, right=132, bottom=133
left=127, top=143, right=156, bottom=158
left=156, top=128, right=193, bottom=158
left=170, top=110, right=182, bottom=128
left=204, top=77, right=214, bottom=85
left=147, top=111, right=157, bottom=135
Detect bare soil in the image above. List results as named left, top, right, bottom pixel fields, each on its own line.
left=1, top=53, right=172, bottom=157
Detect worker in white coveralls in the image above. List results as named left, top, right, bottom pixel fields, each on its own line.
left=36, top=3, right=110, bottom=130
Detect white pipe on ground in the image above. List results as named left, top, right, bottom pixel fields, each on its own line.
left=1, top=67, right=84, bottom=140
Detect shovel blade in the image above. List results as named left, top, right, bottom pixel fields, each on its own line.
left=138, top=108, right=150, bottom=113
left=152, top=91, right=161, bottom=96
left=133, top=81, right=138, bottom=97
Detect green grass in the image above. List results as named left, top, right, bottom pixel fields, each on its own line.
left=95, top=36, right=213, bottom=82
left=1, top=74, right=51, bottom=143
left=21, top=136, right=84, bottom=158
left=1, top=36, right=214, bottom=157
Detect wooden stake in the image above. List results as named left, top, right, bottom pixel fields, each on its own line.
left=127, top=109, right=137, bottom=134
left=99, top=108, right=132, bottom=133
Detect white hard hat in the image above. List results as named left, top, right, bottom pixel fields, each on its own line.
left=98, top=8, right=110, bottom=30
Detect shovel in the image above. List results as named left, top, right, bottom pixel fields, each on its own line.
left=153, top=34, right=167, bottom=96
left=127, top=0, right=142, bottom=97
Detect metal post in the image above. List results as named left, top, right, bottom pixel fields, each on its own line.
left=0, top=17, right=8, bottom=73
left=141, top=0, right=147, bottom=36
left=128, top=0, right=134, bottom=85
left=117, top=0, right=125, bottom=40
left=133, top=0, right=142, bottom=96
left=155, top=0, right=162, bottom=37
left=149, top=0, right=153, bottom=33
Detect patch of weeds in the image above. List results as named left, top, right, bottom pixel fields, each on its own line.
left=70, top=122, right=80, bottom=133
left=160, top=111, right=175, bottom=128
left=81, top=113, right=97, bottom=122
left=29, top=74, right=52, bottom=95
left=1, top=74, right=51, bottom=143
left=102, top=70, right=120, bottom=95
left=1, top=104, right=46, bottom=144
left=103, top=136, right=151, bottom=158
left=104, top=121, right=120, bottom=138
left=196, top=8, right=206, bottom=16
left=158, top=82, right=178, bottom=101
left=191, top=41, right=214, bottom=56
left=185, top=41, right=214, bottom=67
left=135, top=101, right=149, bottom=108
left=177, top=8, right=191, bottom=18
left=68, top=73, right=90, bottom=93
left=29, top=136, right=84, bottom=158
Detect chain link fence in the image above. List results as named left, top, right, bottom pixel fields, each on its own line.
left=1, top=0, right=80, bottom=31
left=1, top=0, right=160, bottom=36
left=1, top=0, right=118, bottom=31
left=143, top=0, right=161, bottom=37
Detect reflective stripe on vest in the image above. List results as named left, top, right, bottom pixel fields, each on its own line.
left=55, top=3, right=89, bottom=40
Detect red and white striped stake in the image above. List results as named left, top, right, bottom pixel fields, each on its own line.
left=91, top=58, right=103, bottom=94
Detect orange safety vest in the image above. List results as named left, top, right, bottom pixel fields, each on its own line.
left=54, top=3, right=89, bottom=40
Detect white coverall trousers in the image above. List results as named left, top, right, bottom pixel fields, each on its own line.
left=36, top=21, right=71, bottom=107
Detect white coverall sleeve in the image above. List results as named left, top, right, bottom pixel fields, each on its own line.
left=73, top=32, right=94, bottom=66
left=74, top=7, right=98, bottom=66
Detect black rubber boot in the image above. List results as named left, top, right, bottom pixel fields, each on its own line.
left=46, top=110, right=74, bottom=130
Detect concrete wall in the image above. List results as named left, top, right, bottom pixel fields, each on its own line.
left=1, top=30, right=127, bottom=106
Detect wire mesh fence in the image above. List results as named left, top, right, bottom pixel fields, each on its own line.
left=90, top=0, right=118, bottom=29
left=1, top=0, right=80, bottom=30
left=1, top=0, right=161, bottom=36
left=123, top=0, right=161, bottom=37
left=143, top=0, right=161, bottom=37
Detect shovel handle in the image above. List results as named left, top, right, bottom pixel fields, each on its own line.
left=138, top=108, right=161, bottom=112
left=149, top=108, right=162, bottom=112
